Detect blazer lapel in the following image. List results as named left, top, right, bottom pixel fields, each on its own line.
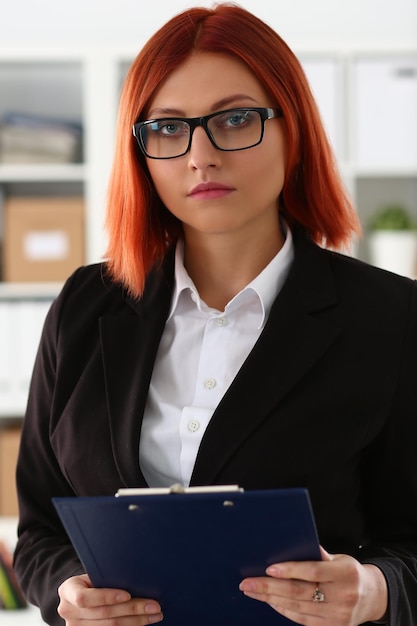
left=191, top=234, right=341, bottom=485
left=99, top=256, right=174, bottom=487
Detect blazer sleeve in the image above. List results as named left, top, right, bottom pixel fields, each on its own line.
left=358, top=279, right=417, bottom=625
left=13, top=270, right=86, bottom=626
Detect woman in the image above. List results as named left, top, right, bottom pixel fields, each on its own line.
left=14, top=3, right=417, bottom=626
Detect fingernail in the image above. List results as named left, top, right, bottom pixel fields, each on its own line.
left=148, top=614, right=163, bottom=624
left=239, top=580, right=255, bottom=592
left=145, top=602, right=161, bottom=614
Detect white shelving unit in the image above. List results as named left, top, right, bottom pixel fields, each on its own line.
left=0, top=44, right=416, bottom=418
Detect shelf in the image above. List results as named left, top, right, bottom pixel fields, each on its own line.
left=0, top=282, right=61, bottom=300
left=0, top=405, right=30, bottom=420
left=0, top=163, right=86, bottom=183
left=353, top=167, right=417, bottom=178
left=0, top=605, right=45, bottom=625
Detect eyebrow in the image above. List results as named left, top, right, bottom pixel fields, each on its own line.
left=147, top=94, right=259, bottom=118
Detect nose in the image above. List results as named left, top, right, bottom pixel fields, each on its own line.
left=187, top=126, right=222, bottom=170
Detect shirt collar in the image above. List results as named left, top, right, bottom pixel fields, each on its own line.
left=168, top=221, right=294, bottom=327
left=167, top=240, right=200, bottom=320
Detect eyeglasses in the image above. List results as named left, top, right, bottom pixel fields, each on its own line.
left=132, top=107, right=283, bottom=159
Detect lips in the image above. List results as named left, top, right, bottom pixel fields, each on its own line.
left=188, top=182, right=235, bottom=200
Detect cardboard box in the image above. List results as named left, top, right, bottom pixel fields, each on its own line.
left=0, top=427, right=21, bottom=516
left=3, top=196, right=85, bottom=282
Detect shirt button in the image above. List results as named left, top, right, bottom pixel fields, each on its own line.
left=204, top=378, right=217, bottom=389
left=188, top=420, right=200, bottom=432
left=216, top=317, right=227, bottom=326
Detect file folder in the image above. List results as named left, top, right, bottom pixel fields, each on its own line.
left=53, top=487, right=320, bottom=626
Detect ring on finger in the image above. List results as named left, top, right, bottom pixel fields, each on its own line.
left=312, top=584, right=325, bottom=602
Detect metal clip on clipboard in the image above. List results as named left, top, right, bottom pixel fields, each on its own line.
left=116, top=483, right=243, bottom=496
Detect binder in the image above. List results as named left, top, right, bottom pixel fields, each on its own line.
left=53, top=486, right=320, bottom=626
left=354, top=57, right=417, bottom=168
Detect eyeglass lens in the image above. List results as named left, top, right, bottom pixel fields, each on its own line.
left=140, top=109, right=264, bottom=158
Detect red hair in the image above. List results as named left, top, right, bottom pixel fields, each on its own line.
left=105, top=2, right=360, bottom=297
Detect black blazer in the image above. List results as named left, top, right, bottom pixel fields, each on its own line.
left=14, top=230, right=417, bottom=625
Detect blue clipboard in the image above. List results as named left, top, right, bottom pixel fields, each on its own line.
left=53, top=487, right=320, bottom=626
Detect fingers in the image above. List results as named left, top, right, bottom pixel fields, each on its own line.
left=264, top=548, right=352, bottom=587
left=59, top=574, right=132, bottom=607
left=58, top=574, right=163, bottom=624
left=239, top=549, right=387, bottom=626
left=240, top=575, right=327, bottom=626
left=240, top=575, right=324, bottom=603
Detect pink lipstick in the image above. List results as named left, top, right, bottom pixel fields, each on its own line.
left=188, top=182, right=234, bottom=200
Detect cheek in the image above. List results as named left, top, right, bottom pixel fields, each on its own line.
left=248, top=147, right=286, bottom=200
left=147, top=163, right=180, bottom=208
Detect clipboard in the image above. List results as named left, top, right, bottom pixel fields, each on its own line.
left=53, top=487, right=320, bottom=626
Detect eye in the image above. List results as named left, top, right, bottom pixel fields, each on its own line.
left=151, top=120, right=188, bottom=137
left=214, top=109, right=254, bottom=130
left=227, top=111, right=250, bottom=126
left=160, top=122, right=181, bottom=136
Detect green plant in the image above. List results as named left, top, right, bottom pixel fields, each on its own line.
left=369, top=205, right=417, bottom=231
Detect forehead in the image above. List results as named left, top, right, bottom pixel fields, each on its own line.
left=146, top=52, right=271, bottom=117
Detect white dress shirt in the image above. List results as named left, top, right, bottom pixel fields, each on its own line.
left=139, top=225, right=294, bottom=487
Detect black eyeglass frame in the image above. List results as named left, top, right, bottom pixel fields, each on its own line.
left=132, top=107, right=283, bottom=159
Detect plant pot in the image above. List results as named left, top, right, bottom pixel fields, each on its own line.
left=368, top=231, right=417, bottom=277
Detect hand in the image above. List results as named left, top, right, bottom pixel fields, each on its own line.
left=239, top=546, right=388, bottom=626
left=58, top=574, right=163, bottom=625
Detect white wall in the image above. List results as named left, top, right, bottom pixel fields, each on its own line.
left=2, top=0, right=417, bottom=50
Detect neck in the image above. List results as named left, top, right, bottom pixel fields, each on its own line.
left=183, top=224, right=285, bottom=311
